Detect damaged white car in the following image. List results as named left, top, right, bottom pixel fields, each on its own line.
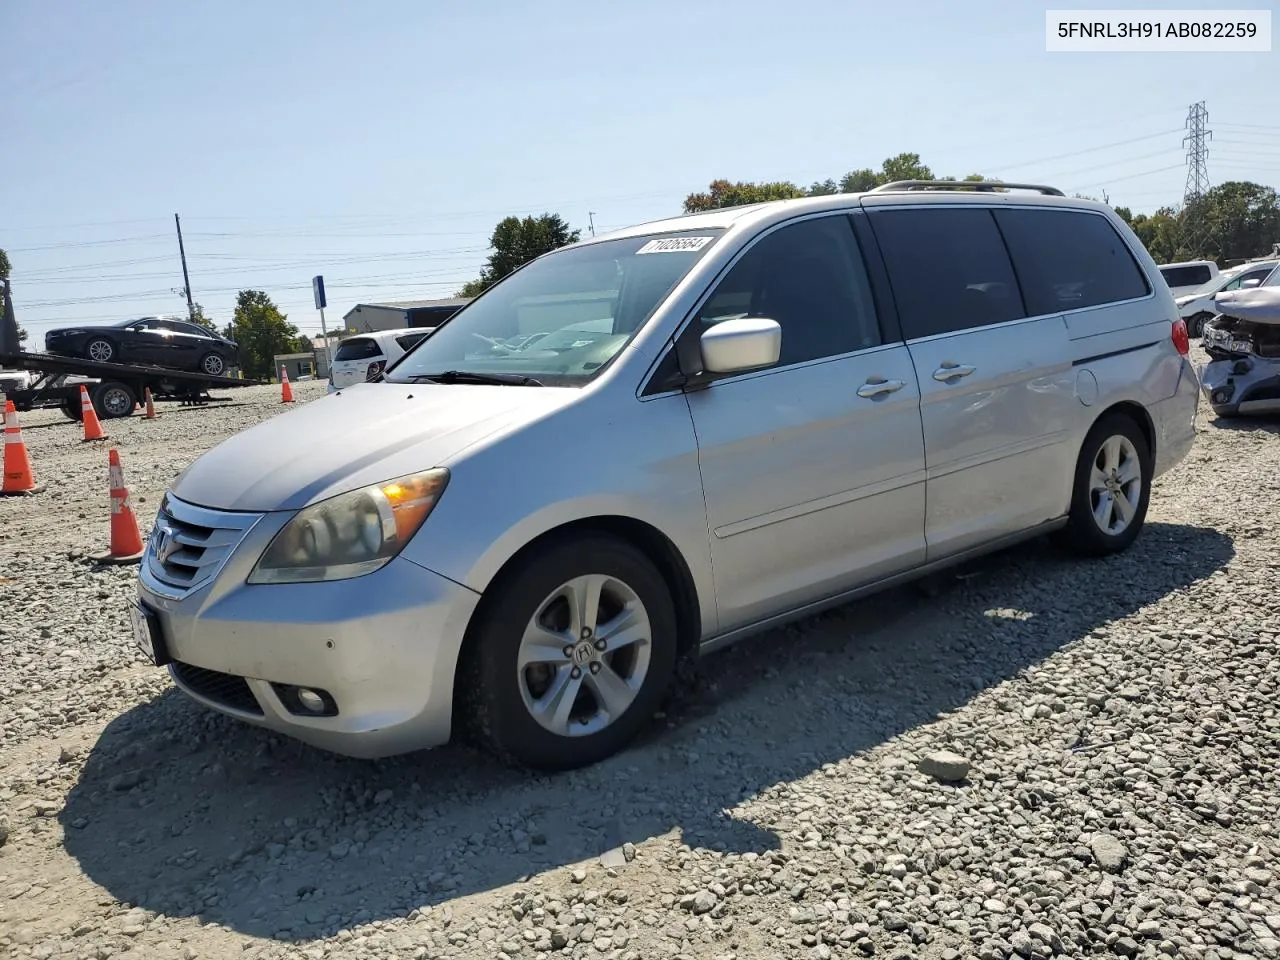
left=1200, top=280, right=1280, bottom=417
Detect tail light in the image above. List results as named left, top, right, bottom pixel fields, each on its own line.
left=1171, top=318, right=1190, bottom=356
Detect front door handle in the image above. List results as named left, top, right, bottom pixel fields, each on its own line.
left=933, top=361, right=976, bottom=382
left=856, top=376, right=905, bottom=399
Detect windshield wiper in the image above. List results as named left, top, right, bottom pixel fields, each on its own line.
left=405, top=370, right=544, bottom=386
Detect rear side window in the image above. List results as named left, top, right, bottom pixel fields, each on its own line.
left=1160, top=265, right=1213, bottom=288
left=395, top=332, right=429, bottom=352
left=868, top=207, right=1026, bottom=339
left=994, top=208, right=1151, bottom=315
left=333, top=337, right=383, bottom=361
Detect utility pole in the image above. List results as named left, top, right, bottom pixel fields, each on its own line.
left=588, top=211, right=596, bottom=238
left=174, top=213, right=196, bottom=323
left=1181, top=101, right=1212, bottom=256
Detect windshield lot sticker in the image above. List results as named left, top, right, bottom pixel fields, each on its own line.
left=636, top=236, right=715, bottom=254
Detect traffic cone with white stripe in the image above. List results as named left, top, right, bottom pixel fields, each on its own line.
left=2, top=400, right=44, bottom=496
left=280, top=366, right=295, bottom=403
left=93, top=448, right=144, bottom=564
left=79, top=385, right=107, bottom=442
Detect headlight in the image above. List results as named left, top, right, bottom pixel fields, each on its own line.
left=247, top=468, right=449, bottom=584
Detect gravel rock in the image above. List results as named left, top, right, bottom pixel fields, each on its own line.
left=916, top=749, right=971, bottom=782
left=1090, top=833, right=1129, bottom=873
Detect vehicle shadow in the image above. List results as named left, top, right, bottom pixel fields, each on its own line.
left=1207, top=413, right=1280, bottom=434
left=60, top=521, right=1234, bottom=943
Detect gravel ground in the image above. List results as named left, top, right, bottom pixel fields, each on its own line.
left=2, top=355, right=1278, bottom=960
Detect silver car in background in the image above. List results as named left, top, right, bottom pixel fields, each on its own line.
left=132, top=182, right=1198, bottom=771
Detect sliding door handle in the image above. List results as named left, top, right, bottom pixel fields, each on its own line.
left=856, top=376, right=905, bottom=399
left=933, top=362, right=976, bottom=382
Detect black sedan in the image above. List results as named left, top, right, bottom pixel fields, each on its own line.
left=44, top=316, right=240, bottom=376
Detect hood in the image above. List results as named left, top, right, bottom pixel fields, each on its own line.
left=171, top=381, right=579, bottom=512
left=1214, top=286, right=1280, bottom=325
left=1174, top=294, right=1196, bottom=306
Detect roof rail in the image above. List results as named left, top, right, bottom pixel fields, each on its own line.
left=869, top=180, right=1065, bottom=197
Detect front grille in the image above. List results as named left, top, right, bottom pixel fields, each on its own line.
left=146, top=494, right=262, bottom=596
left=171, top=661, right=263, bottom=715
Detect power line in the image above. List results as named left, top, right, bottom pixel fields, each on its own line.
left=1064, top=163, right=1186, bottom=194
left=987, top=128, right=1184, bottom=175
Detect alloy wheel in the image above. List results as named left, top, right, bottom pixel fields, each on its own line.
left=516, top=573, right=653, bottom=738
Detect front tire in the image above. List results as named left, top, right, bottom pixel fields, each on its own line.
left=457, top=535, right=678, bottom=771
left=1054, top=413, right=1152, bottom=557
left=200, top=352, right=226, bottom=376
left=85, top=337, right=115, bottom=363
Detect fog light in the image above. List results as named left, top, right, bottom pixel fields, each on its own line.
left=1212, top=389, right=1232, bottom=405
left=297, top=689, right=326, bottom=713
left=272, top=682, right=338, bottom=717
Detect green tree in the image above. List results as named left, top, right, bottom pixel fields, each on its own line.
left=1123, top=207, right=1184, bottom=263
left=683, top=178, right=808, bottom=213
left=806, top=178, right=840, bottom=196
left=0, top=248, right=27, bottom=343
left=455, top=213, right=581, bottom=297
left=188, top=302, right=218, bottom=332
left=223, top=290, right=305, bottom=380
left=1184, top=181, right=1280, bottom=263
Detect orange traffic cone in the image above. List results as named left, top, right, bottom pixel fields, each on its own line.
left=79, top=385, right=108, bottom=442
left=280, top=367, right=295, bottom=403
left=93, top=448, right=145, bottom=564
left=143, top=387, right=157, bottom=419
left=2, top=400, right=44, bottom=496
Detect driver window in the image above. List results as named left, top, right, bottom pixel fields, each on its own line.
left=692, top=215, right=882, bottom=366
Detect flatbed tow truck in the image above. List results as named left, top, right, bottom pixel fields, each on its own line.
left=1, top=281, right=261, bottom=419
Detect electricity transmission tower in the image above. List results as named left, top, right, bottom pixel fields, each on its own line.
left=1181, top=101, right=1212, bottom=255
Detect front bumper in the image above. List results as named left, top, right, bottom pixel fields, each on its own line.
left=137, top=498, right=481, bottom=759
left=1199, top=355, right=1280, bottom=415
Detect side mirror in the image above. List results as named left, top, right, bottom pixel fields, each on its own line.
left=1242, top=278, right=1262, bottom=289
left=699, top=317, right=782, bottom=374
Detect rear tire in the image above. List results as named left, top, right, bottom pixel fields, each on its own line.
left=457, top=534, right=678, bottom=771
left=1053, top=413, right=1152, bottom=557
left=93, top=381, right=136, bottom=419
left=1187, top=312, right=1212, bottom=337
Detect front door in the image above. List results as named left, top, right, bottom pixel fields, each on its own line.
left=680, top=212, right=928, bottom=632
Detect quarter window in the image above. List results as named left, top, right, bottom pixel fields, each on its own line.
left=693, top=215, right=881, bottom=367
left=868, top=207, right=1026, bottom=339
left=994, top=208, right=1150, bottom=314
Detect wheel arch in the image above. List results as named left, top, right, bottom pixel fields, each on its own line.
left=1091, top=400, right=1156, bottom=463
left=449, top=515, right=704, bottom=722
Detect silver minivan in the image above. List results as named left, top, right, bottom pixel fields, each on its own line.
left=132, top=182, right=1199, bottom=771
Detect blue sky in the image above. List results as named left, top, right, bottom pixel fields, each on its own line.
left=3, top=0, right=1277, bottom=340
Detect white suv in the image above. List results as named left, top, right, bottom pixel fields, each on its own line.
left=1158, top=260, right=1220, bottom=299
left=326, top=329, right=431, bottom=393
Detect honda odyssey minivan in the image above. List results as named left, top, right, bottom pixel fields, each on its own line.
left=132, top=182, right=1199, bottom=771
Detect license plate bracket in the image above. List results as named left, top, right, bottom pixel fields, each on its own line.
left=130, top=602, right=171, bottom=667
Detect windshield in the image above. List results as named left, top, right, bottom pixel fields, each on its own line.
left=1262, top=264, right=1280, bottom=288
left=386, top=230, right=724, bottom=386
